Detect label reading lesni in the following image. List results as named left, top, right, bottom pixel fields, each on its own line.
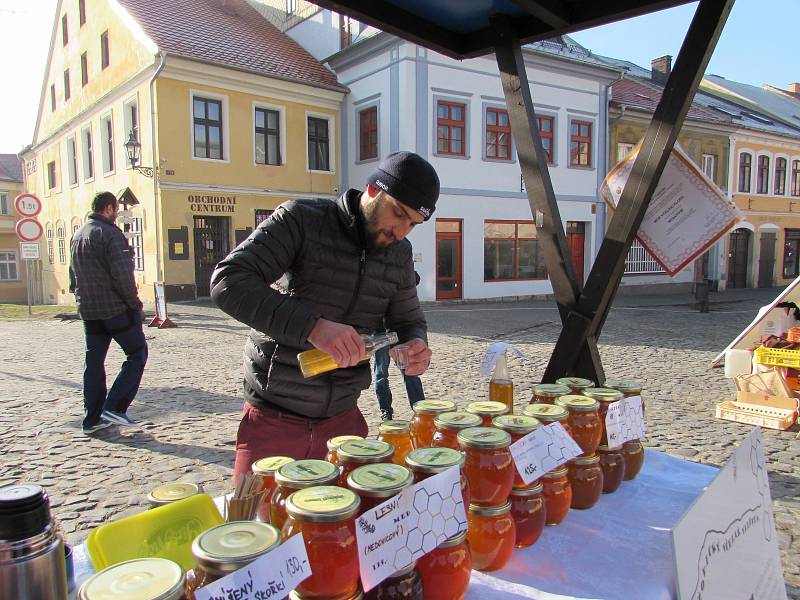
left=605, top=396, right=646, bottom=445
left=192, top=533, right=311, bottom=600
left=509, top=422, right=582, bottom=486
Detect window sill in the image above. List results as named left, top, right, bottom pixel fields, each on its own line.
left=191, top=156, right=230, bottom=164
left=484, top=277, right=548, bottom=283
left=433, top=153, right=470, bottom=160
left=567, top=164, right=595, bottom=171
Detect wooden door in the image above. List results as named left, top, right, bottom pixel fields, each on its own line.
left=727, top=228, right=750, bottom=289
left=758, top=232, right=776, bottom=288
left=436, top=219, right=462, bottom=300
left=566, top=222, right=585, bottom=283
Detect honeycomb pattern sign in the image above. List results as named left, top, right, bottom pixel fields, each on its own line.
left=509, top=422, right=583, bottom=486
left=604, top=395, right=646, bottom=446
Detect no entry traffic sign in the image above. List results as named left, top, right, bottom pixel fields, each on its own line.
left=14, top=193, right=42, bottom=218
left=15, top=218, right=44, bottom=242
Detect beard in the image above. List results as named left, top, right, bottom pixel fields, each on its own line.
left=361, top=199, right=396, bottom=251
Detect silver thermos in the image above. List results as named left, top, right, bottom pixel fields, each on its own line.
left=0, top=483, right=68, bottom=599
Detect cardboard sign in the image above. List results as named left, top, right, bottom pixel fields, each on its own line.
left=509, top=423, right=582, bottom=486
left=192, top=533, right=312, bottom=600
left=604, top=396, right=646, bottom=445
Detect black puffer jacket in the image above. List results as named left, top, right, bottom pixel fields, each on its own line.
left=210, top=189, right=427, bottom=418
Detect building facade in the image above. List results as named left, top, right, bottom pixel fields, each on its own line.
left=0, top=156, right=29, bottom=303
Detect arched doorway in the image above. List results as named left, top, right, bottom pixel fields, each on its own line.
left=727, top=228, right=751, bottom=289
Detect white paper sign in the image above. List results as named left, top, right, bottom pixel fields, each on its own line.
left=479, top=342, right=524, bottom=377
left=509, top=422, right=582, bottom=485
left=672, top=428, right=787, bottom=600
left=604, top=396, right=647, bottom=446
left=154, top=281, right=168, bottom=321
left=356, top=466, right=467, bottom=592
left=192, top=533, right=312, bottom=600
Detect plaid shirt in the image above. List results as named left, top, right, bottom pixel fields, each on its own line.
left=69, top=213, right=142, bottom=320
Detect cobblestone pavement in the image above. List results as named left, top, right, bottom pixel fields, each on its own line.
left=1, top=287, right=798, bottom=597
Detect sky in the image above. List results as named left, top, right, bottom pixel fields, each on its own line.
left=0, top=0, right=798, bottom=155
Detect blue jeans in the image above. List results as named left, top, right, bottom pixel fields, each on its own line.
left=373, top=347, right=425, bottom=413
left=82, top=310, right=148, bottom=428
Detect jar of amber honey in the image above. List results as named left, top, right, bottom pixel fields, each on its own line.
left=410, top=400, right=457, bottom=448
left=80, top=558, right=185, bottom=600
left=457, top=427, right=514, bottom=506
left=416, top=530, right=471, bottom=600
left=554, top=395, right=602, bottom=456
left=531, top=383, right=571, bottom=405
left=283, top=486, right=361, bottom=600
left=622, top=439, right=644, bottom=480
left=363, top=562, right=423, bottom=600
left=568, top=454, right=603, bottom=509
left=377, top=420, right=413, bottom=466
left=467, top=502, right=515, bottom=572
left=555, top=377, right=594, bottom=394
left=492, top=414, right=540, bottom=488
left=325, top=435, right=365, bottom=464
left=510, top=483, right=546, bottom=548
left=604, top=379, right=645, bottom=411
left=583, top=387, right=623, bottom=446
left=431, top=412, right=482, bottom=450
left=522, top=403, right=572, bottom=437
left=147, top=482, right=201, bottom=509
left=251, top=456, right=294, bottom=522
left=346, top=463, right=413, bottom=516
left=336, top=440, right=395, bottom=486
left=597, top=445, right=625, bottom=493
left=465, top=401, right=509, bottom=427
left=541, top=467, right=571, bottom=525
left=271, top=459, right=339, bottom=530
left=405, top=447, right=470, bottom=508
left=185, top=522, right=281, bottom=599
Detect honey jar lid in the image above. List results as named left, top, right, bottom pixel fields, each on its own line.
left=378, top=419, right=411, bottom=434
left=555, top=377, right=595, bottom=388
left=78, top=558, right=184, bottom=600
left=603, top=379, right=642, bottom=393
left=465, top=401, right=509, bottom=416
left=192, top=522, right=281, bottom=574
left=554, top=395, right=599, bottom=412
left=438, top=529, right=468, bottom=548
left=457, top=426, right=512, bottom=449
left=326, top=435, right=364, bottom=452
left=598, top=444, right=624, bottom=452
left=347, top=463, right=414, bottom=497
left=583, top=387, right=624, bottom=403
left=412, top=399, right=457, bottom=414
left=285, top=486, right=360, bottom=522
left=251, top=456, right=294, bottom=476
left=146, top=482, right=200, bottom=505
left=405, top=447, right=463, bottom=473
left=275, top=459, right=338, bottom=488
left=468, top=501, right=512, bottom=516
left=434, top=411, right=482, bottom=430
left=570, top=454, right=600, bottom=466
left=542, top=466, right=568, bottom=478
left=337, top=439, right=394, bottom=463
left=533, top=383, right=571, bottom=396
left=522, top=403, right=569, bottom=421
left=492, top=414, right=541, bottom=433
left=511, top=482, right=544, bottom=496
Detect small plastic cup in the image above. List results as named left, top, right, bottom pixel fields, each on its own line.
left=390, top=345, right=410, bottom=370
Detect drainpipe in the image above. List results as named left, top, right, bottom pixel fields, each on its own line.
left=150, top=51, right=167, bottom=281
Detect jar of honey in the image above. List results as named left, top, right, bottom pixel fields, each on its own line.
left=410, top=400, right=457, bottom=448
left=568, top=454, right=603, bottom=509
left=251, top=456, right=294, bottom=522
left=510, top=483, right=546, bottom=548
left=325, top=435, right=365, bottom=464
left=465, top=401, right=509, bottom=427
left=431, top=412, right=482, bottom=450
left=604, top=379, right=645, bottom=411
left=492, top=414, right=540, bottom=488
left=336, top=440, right=395, bottom=486
left=554, top=395, right=602, bottom=456
left=555, top=377, right=594, bottom=394
left=146, top=482, right=201, bottom=509
left=467, top=502, right=515, bottom=572
left=522, top=403, right=572, bottom=437
left=185, top=521, right=281, bottom=599
left=622, top=439, right=645, bottom=480
left=541, top=467, right=571, bottom=525
left=346, top=463, right=414, bottom=516
left=531, top=383, right=571, bottom=405
left=271, top=459, right=339, bottom=530
left=79, top=558, right=185, bottom=600
left=597, top=445, right=625, bottom=493
left=290, top=593, right=363, bottom=600
left=363, top=562, right=423, bottom=600
left=282, top=486, right=361, bottom=600
left=583, top=387, right=623, bottom=446
left=405, top=447, right=470, bottom=508
left=377, top=420, right=413, bottom=466
left=457, top=427, right=514, bottom=506
left=416, top=530, right=471, bottom=600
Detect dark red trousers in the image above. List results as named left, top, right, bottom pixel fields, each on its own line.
left=232, top=403, right=369, bottom=484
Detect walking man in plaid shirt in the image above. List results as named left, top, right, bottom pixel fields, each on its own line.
left=70, top=191, right=148, bottom=435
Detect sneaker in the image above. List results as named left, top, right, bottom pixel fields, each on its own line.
left=101, top=410, right=138, bottom=427
left=81, top=421, right=114, bottom=435
left=380, top=409, right=393, bottom=422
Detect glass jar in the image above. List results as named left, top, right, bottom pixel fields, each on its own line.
left=325, top=435, right=365, bottom=464
left=604, top=379, right=645, bottom=412
left=522, top=403, right=572, bottom=437
left=467, top=502, right=515, bottom=572
left=464, top=401, right=509, bottom=427
left=410, top=400, right=457, bottom=448
left=346, top=463, right=414, bottom=516
left=431, top=412, right=482, bottom=450
left=597, top=445, right=625, bottom=493
left=377, top=420, right=413, bottom=466
left=271, top=459, right=339, bottom=530
left=531, top=383, right=571, bottom=405
left=146, top=482, right=201, bottom=509
left=185, top=521, right=280, bottom=599
left=622, top=439, right=645, bottom=480
left=457, top=427, right=514, bottom=506
left=282, top=486, right=361, bottom=600
left=79, top=558, right=185, bottom=600
left=555, top=377, right=595, bottom=394
left=336, top=440, right=395, bottom=486
left=492, top=414, right=540, bottom=488
left=583, top=388, right=624, bottom=447
left=541, top=467, right=571, bottom=525
left=416, top=530, right=471, bottom=600
left=251, top=456, right=294, bottom=522
left=568, top=454, right=603, bottom=510
left=510, top=483, right=546, bottom=548
left=363, top=562, right=423, bottom=600
left=290, top=593, right=363, bottom=600
left=405, top=447, right=470, bottom=509
left=554, top=395, right=602, bottom=456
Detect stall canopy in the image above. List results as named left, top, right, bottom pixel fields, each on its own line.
left=313, top=0, right=735, bottom=383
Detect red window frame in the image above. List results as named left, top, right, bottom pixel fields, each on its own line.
left=738, top=153, right=752, bottom=193
left=569, top=120, right=592, bottom=167
left=757, top=155, right=770, bottom=194
left=536, top=115, right=554, bottom=164
left=485, top=107, right=511, bottom=160
left=483, top=220, right=547, bottom=282
left=358, top=106, right=378, bottom=161
left=792, top=160, right=800, bottom=197
left=436, top=100, right=466, bottom=156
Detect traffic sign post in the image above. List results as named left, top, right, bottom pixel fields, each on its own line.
left=15, top=218, right=44, bottom=243
left=14, top=196, right=43, bottom=318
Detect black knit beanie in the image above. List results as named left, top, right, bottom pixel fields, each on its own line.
left=366, top=151, right=440, bottom=221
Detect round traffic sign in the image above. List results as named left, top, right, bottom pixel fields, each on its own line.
left=15, top=218, right=44, bottom=242
left=14, top=193, right=42, bottom=218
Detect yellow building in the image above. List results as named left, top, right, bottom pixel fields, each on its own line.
left=21, top=0, right=345, bottom=304
left=0, top=155, right=29, bottom=303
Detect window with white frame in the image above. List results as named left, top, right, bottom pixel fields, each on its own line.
left=193, top=96, right=224, bottom=160
left=0, top=251, right=18, bottom=281
left=757, top=155, right=770, bottom=194
left=125, top=217, right=144, bottom=271
left=0, top=193, right=8, bottom=216
left=307, top=116, right=330, bottom=171
left=701, top=154, right=716, bottom=182
left=47, top=161, right=57, bottom=189
left=67, top=136, right=78, bottom=185
left=123, top=97, right=139, bottom=166
left=624, top=239, right=665, bottom=274
left=738, top=152, right=752, bottom=193
left=82, top=126, right=94, bottom=180
left=100, top=113, right=114, bottom=174
left=56, top=222, right=66, bottom=264
left=255, top=106, right=281, bottom=165
left=775, top=157, right=787, bottom=195
left=46, top=225, right=54, bottom=264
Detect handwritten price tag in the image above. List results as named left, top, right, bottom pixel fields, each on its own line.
left=604, top=396, right=646, bottom=445
left=509, top=423, right=582, bottom=486
left=192, top=534, right=311, bottom=600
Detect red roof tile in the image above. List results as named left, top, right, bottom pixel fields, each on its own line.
left=118, top=0, right=345, bottom=92
left=0, top=154, right=23, bottom=183
left=611, top=77, right=727, bottom=123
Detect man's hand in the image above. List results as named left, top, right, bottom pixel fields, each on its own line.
left=393, top=338, right=432, bottom=377
left=307, top=318, right=366, bottom=368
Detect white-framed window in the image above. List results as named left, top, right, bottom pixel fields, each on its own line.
left=253, top=102, right=284, bottom=166
left=81, top=125, right=94, bottom=180
left=47, top=160, right=57, bottom=189
left=701, top=154, right=716, bottom=182
left=100, top=113, right=115, bottom=174
left=67, top=135, right=78, bottom=185
left=0, top=251, right=19, bottom=281
left=123, top=96, right=139, bottom=167
left=0, top=193, right=8, bottom=216
left=56, top=221, right=67, bottom=264
left=625, top=239, right=664, bottom=274
left=306, top=112, right=335, bottom=172
left=46, top=224, right=54, bottom=264
left=191, top=90, right=229, bottom=162
left=617, top=142, right=635, bottom=164
left=125, top=217, right=144, bottom=271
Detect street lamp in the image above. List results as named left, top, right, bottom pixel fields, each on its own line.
left=123, top=130, right=154, bottom=177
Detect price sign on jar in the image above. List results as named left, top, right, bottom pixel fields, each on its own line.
left=509, top=423, right=583, bottom=486
left=604, top=396, right=646, bottom=445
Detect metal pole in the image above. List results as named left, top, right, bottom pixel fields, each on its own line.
left=26, top=258, right=32, bottom=317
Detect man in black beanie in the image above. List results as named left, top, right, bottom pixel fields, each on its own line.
left=211, top=151, right=439, bottom=482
